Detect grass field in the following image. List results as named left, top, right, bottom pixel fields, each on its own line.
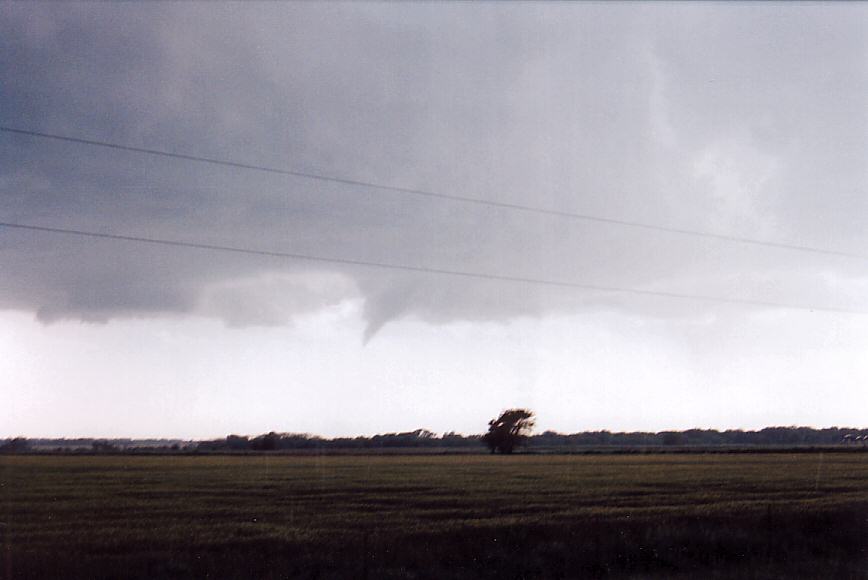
left=2, top=453, right=867, bottom=579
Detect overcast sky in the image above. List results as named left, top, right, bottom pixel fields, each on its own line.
left=2, top=3, right=868, bottom=438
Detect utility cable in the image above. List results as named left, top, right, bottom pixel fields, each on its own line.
left=2, top=126, right=863, bottom=261
left=0, top=220, right=862, bottom=315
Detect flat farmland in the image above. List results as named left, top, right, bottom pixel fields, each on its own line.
left=2, top=453, right=867, bottom=579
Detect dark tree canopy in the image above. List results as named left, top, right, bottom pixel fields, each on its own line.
left=482, top=409, right=535, bottom=454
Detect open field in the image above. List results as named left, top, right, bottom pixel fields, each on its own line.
left=2, top=453, right=867, bottom=579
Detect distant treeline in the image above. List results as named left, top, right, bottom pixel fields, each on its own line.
left=531, top=427, right=868, bottom=448
left=197, top=429, right=476, bottom=451
left=4, top=426, right=866, bottom=454
left=0, top=437, right=188, bottom=453
left=196, top=426, right=868, bottom=451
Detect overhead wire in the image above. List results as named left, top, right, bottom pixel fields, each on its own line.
left=0, top=220, right=863, bottom=316
left=1, top=126, right=864, bottom=261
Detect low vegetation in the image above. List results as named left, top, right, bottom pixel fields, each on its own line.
left=2, top=453, right=867, bottom=578
left=5, top=425, right=868, bottom=454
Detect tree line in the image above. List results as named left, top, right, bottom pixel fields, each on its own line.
left=196, top=425, right=868, bottom=452
left=6, top=425, right=865, bottom=454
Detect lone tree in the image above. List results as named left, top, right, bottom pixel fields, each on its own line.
left=482, top=409, right=535, bottom=454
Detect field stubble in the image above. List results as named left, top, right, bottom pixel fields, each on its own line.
left=1, top=453, right=867, bottom=578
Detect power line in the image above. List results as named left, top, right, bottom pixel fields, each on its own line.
left=0, top=220, right=862, bottom=316
left=2, top=126, right=864, bottom=261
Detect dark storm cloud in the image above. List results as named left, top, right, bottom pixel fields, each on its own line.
left=2, top=3, right=868, bottom=336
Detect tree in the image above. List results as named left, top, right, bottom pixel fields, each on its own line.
left=661, top=431, right=685, bottom=446
left=251, top=432, right=279, bottom=451
left=0, top=437, right=29, bottom=454
left=482, top=409, right=535, bottom=454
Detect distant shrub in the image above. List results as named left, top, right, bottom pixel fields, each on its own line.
left=0, top=437, right=29, bottom=454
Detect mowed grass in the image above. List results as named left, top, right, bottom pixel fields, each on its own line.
left=2, top=453, right=867, bottom=579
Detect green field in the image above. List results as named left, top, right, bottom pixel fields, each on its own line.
left=2, top=453, right=867, bottom=579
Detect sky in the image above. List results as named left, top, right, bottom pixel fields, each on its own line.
left=2, top=2, right=868, bottom=438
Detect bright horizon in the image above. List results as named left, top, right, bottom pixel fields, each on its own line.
left=4, top=306, right=867, bottom=440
